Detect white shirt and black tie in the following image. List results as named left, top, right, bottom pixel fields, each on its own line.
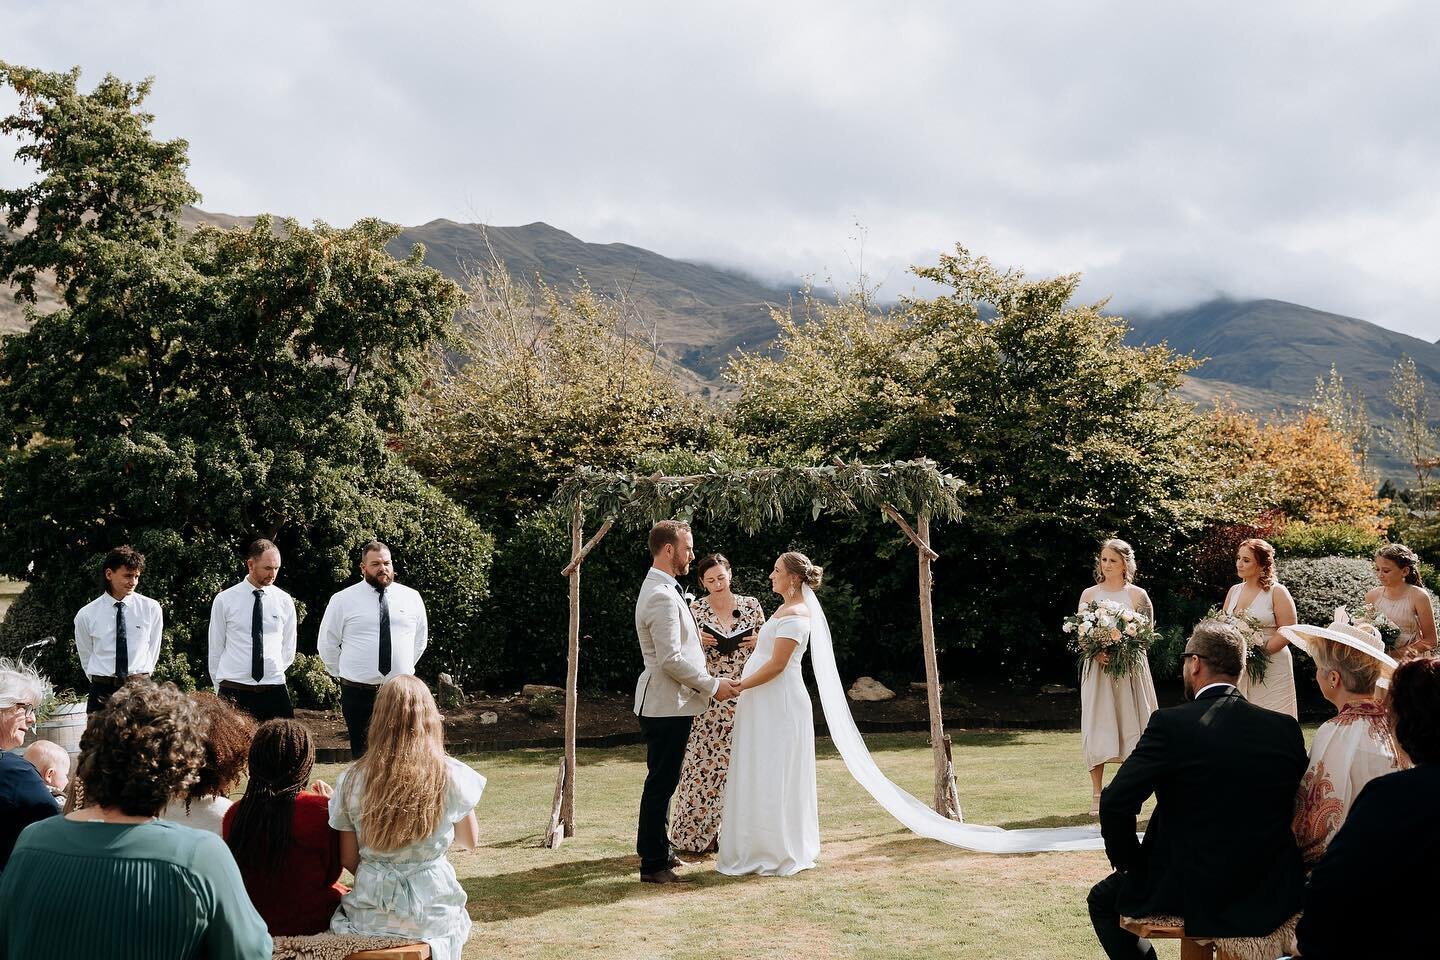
left=74, top=592, right=164, bottom=679
left=208, top=579, right=298, bottom=686
left=317, top=580, right=428, bottom=685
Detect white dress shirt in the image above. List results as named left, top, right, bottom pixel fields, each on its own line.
left=317, top=579, right=428, bottom=684
left=74, top=592, right=164, bottom=678
left=208, top=578, right=299, bottom=686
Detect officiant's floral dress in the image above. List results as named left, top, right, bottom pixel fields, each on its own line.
left=669, top=594, right=765, bottom=853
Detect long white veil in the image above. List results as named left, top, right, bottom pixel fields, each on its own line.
left=804, top=585, right=1106, bottom=853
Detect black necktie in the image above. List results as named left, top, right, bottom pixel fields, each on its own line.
left=377, top=587, right=392, bottom=676
left=113, top=601, right=129, bottom=680
left=251, top=589, right=265, bottom=683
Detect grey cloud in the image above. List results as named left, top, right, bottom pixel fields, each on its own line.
left=2, top=0, right=1437, bottom=337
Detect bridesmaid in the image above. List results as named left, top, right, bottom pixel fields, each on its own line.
left=669, top=553, right=763, bottom=855
left=1077, top=539, right=1159, bottom=817
left=1225, top=537, right=1299, bottom=717
left=1365, top=543, right=1436, bottom=660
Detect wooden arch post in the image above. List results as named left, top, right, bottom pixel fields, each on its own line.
left=882, top=504, right=963, bottom=822
left=544, top=499, right=612, bottom=848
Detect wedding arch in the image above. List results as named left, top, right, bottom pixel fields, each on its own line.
left=543, top=458, right=968, bottom=847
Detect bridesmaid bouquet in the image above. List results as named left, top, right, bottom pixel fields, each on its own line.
left=1063, top=600, right=1157, bottom=678
left=1356, top=603, right=1402, bottom=650
left=1202, top=606, right=1269, bottom=684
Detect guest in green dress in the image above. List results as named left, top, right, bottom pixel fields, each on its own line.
left=0, top=678, right=272, bottom=960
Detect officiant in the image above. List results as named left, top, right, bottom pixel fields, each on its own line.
left=669, top=553, right=764, bottom=855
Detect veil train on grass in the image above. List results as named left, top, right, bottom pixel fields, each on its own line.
left=804, top=584, right=1108, bottom=854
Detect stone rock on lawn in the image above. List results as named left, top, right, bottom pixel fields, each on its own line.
left=437, top=672, right=465, bottom=710
left=847, top=677, right=895, bottom=702
left=523, top=684, right=565, bottom=697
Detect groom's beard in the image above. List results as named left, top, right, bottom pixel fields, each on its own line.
left=1183, top=670, right=1196, bottom=701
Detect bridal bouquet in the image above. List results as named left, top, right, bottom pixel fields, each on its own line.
left=1356, top=603, right=1402, bottom=650
left=1063, top=600, right=1157, bottom=678
left=1202, top=606, right=1269, bottom=684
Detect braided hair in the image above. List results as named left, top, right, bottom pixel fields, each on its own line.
left=225, top=719, right=315, bottom=872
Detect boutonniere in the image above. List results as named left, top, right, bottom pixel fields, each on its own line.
left=683, top=592, right=696, bottom=604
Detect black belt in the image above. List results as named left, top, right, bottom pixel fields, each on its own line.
left=218, top=679, right=285, bottom=691
left=89, top=673, right=150, bottom=686
left=338, top=677, right=381, bottom=691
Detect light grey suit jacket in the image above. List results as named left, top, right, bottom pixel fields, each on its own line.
left=633, top=568, right=718, bottom=717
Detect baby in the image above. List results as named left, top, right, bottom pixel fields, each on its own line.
left=23, top=739, right=70, bottom=804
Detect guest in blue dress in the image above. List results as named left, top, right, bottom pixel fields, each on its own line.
left=329, top=675, right=484, bottom=960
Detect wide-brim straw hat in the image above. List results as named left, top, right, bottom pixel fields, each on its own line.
left=1280, top=612, right=1397, bottom=673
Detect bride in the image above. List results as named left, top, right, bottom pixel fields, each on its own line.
left=716, top=551, right=821, bottom=876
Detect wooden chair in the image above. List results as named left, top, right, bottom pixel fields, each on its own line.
left=1120, top=917, right=1216, bottom=960
left=344, top=945, right=431, bottom=960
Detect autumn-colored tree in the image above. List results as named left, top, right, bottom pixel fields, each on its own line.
left=1199, top=405, right=1387, bottom=533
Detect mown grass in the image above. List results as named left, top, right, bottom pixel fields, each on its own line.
left=319, top=727, right=1201, bottom=959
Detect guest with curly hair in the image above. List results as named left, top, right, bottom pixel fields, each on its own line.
left=1296, top=655, right=1440, bottom=958
left=223, top=719, right=346, bottom=935
left=0, top=658, right=58, bottom=872
left=161, top=692, right=257, bottom=834
left=0, top=679, right=271, bottom=958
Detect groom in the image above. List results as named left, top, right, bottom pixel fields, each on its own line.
left=633, top=519, right=739, bottom=883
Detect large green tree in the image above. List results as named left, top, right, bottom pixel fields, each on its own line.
left=729, top=248, right=1226, bottom=675
left=0, top=62, right=492, bottom=689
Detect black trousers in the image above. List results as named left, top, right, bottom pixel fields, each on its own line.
left=86, top=675, right=147, bottom=714
left=218, top=682, right=295, bottom=723
left=635, top=713, right=694, bottom=875
left=340, top=682, right=379, bottom=758
left=1088, top=872, right=1158, bottom=960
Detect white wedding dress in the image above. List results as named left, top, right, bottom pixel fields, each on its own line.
left=716, top=613, right=820, bottom=876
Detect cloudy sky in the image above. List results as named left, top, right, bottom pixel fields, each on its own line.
left=4, top=1, right=1438, bottom=339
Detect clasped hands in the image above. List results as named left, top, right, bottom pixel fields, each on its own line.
left=714, top=678, right=743, bottom=700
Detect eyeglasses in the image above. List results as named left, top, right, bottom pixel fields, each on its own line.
left=6, top=702, right=37, bottom=717
left=1179, top=653, right=1208, bottom=665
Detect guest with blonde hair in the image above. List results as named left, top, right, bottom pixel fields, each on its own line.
left=1282, top=613, right=1399, bottom=864
left=1075, top=538, right=1158, bottom=816
left=329, top=675, right=485, bottom=960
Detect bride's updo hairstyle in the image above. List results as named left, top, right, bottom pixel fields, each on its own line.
left=779, top=551, right=823, bottom=589
left=1093, top=538, right=1137, bottom=584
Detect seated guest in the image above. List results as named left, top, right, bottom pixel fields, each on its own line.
left=23, top=739, right=70, bottom=805
left=1282, top=614, right=1398, bottom=864
left=329, top=675, right=484, bottom=960
left=223, top=719, right=346, bottom=935
left=0, top=679, right=271, bottom=958
left=1295, top=656, right=1440, bottom=958
left=0, top=659, right=60, bottom=871
left=1089, top=621, right=1308, bottom=960
left=161, top=691, right=256, bottom=834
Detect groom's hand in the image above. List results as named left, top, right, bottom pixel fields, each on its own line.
left=714, top=678, right=740, bottom=700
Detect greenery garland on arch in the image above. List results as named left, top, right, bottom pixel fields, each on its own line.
left=544, top=458, right=969, bottom=847
left=554, top=458, right=967, bottom=534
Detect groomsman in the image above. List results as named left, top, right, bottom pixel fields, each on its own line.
left=208, top=538, right=298, bottom=721
left=318, top=540, right=428, bottom=757
left=74, top=546, right=164, bottom=713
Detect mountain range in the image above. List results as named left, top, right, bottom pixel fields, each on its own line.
left=4, top=209, right=1438, bottom=476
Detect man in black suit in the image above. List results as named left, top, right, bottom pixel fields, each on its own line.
left=1088, top=620, right=1308, bottom=959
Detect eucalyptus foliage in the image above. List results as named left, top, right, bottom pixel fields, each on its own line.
left=555, top=458, right=966, bottom=534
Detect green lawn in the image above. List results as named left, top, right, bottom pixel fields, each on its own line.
left=319, top=728, right=1196, bottom=959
